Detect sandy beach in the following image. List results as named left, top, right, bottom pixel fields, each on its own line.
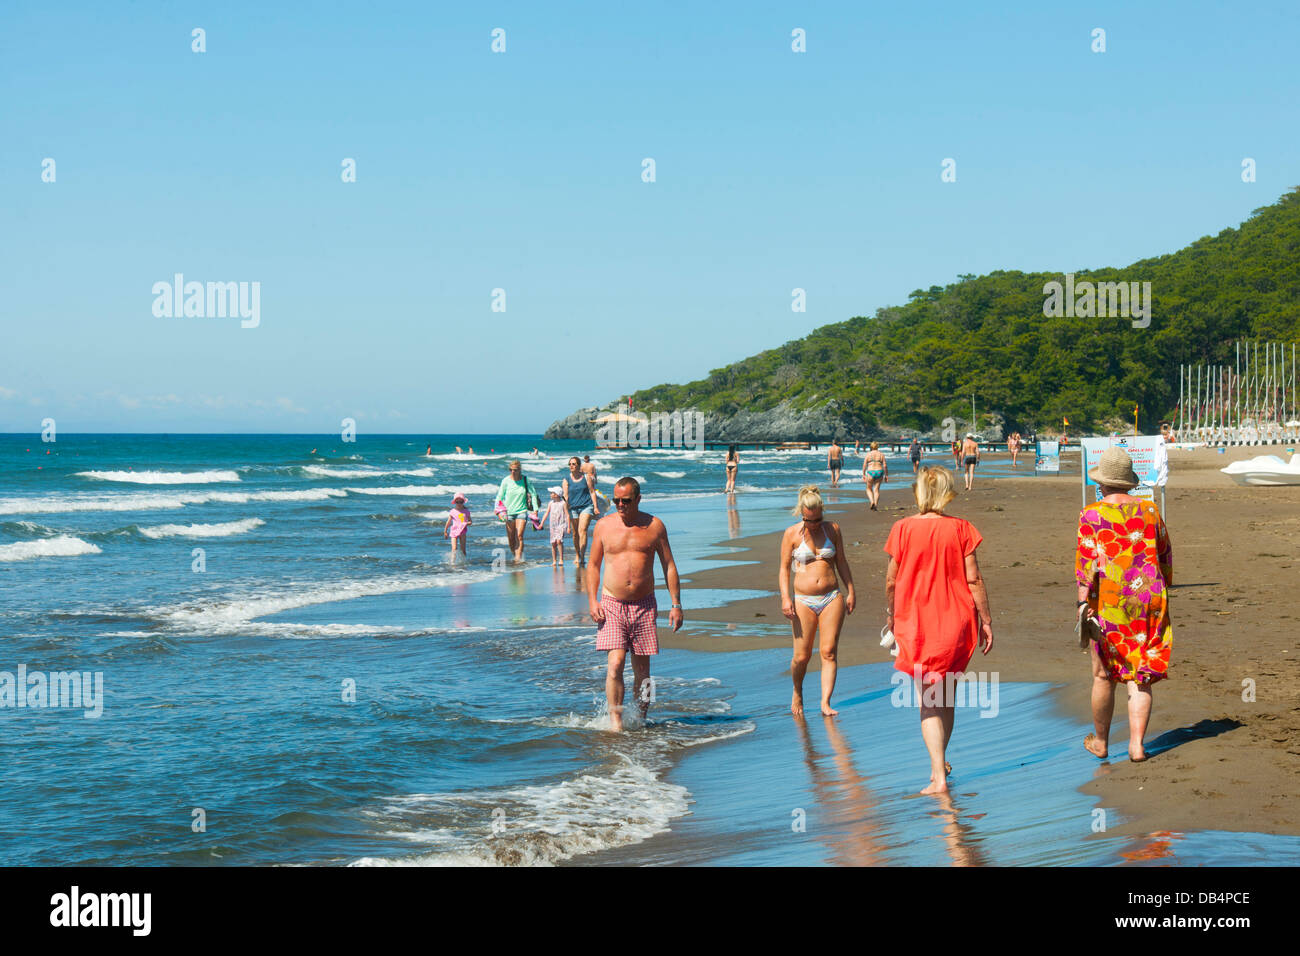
left=668, top=446, right=1300, bottom=839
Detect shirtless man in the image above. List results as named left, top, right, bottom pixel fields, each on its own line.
left=587, top=477, right=683, bottom=732
left=827, top=440, right=845, bottom=488
left=581, top=455, right=602, bottom=513
left=961, top=433, right=980, bottom=491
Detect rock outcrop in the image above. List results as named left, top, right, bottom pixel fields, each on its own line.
left=544, top=401, right=1006, bottom=443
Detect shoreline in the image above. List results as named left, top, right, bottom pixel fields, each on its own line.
left=667, top=447, right=1300, bottom=838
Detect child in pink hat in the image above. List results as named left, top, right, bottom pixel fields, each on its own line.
left=443, top=493, right=472, bottom=559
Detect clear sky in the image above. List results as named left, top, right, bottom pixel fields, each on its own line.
left=3, top=0, right=1298, bottom=433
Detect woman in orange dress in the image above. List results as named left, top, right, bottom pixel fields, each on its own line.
left=1076, top=447, right=1173, bottom=762
left=885, top=467, right=993, bottom=794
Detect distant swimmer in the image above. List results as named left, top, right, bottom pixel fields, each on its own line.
left=908, top=437, right=922, bottom=476
left=455, top=446, right=463, bottom=454
left=309, top=448, right=316, bottom=455
left=724, top=444, right=739, bottom=493
left=861, top=441, right=888, bottom=511
left=587, top=477, right=683, bottom=732
left=426, top=444, right=432, bottom=456
left=467, top=446, right=475, bottom=455
left=827, top=440, right=845, bottom=488
left=961, top=433, right=980, bottom=491
left=532, top=447, right=542, bottom=457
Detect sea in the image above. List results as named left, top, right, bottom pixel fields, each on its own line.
left=1, top=434, right=1294, bottom=866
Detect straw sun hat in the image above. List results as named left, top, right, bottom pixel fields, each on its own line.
left=1088, top=447, right=1139, bottom=489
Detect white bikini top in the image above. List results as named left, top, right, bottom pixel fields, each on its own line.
left=792, top=534, right=835, bottom=569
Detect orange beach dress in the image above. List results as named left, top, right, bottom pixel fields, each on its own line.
left=884, top=514, right=983, bottom=683
left=1075, top=499, right=1173, bottom=684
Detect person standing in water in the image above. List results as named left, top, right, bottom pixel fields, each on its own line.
left=443, top=492, right=472, bottom=559
left=587, top=478, right=683, bottom=732
left=563, top=455, right=599, bottom=566
left=961, top=434, right=980, bottom=491
left=724, top=444, right=739, bottom=493
left=827, top=440, right=845, bottom=488
left=885, top=467, right=993, bottom=794
left=861, top=441, right=888, bottom=511
left=581, top=455, right=604, bottom=512
left=779, top=486, right=856, bottom=717
left=908, top=437, right=923, bottom=476
left=496, top=459, right=542, bottom=562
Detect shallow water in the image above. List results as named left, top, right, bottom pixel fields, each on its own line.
left=1, top=433, right=1291, bottom=865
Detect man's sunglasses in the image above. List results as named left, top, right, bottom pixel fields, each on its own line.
left=613, top=496, right=638, bottom=505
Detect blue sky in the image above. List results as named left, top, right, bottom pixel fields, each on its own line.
left=3, top=0, right=1298, bottom=433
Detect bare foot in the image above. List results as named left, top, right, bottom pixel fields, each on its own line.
left=607, top=716, right=623, bottom=733
left=1084, top=733, right=1108, bottom=758
left=1129, top=747, right=1148, bottom=762
left=791, top=692, right=804, bottom=717
left=920, top=780, right=949, bottom=794
left=821, top=702, right=838, bottom=717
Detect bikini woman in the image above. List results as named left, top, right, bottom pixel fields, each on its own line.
left=861, top=441, right=888, bottom=511
left=724, top=444, right=739, bottom=492
left=779, top=485, right=857, bottom=717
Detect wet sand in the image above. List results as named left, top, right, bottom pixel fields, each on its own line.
left=666, top=446, right=1300, bottom=839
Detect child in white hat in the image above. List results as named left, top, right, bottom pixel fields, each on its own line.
left=544, top=487, right=571, bottom=566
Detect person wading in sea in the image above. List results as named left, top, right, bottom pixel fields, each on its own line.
left=563, top=455, right=599, bottom=567
left=587, top=477, right=683, bottom=732
left=827, top=440, right=845, bottom=488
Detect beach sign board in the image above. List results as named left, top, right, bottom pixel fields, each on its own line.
left=1035, top=440, right=1060, bottom=474
left=1081, top=435, right=1166, bottom=511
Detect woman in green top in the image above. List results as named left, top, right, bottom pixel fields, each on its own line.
left=498, top=459, right=543, bottom=561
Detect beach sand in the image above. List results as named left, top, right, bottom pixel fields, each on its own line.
left=666, top=446, right=1300, bottom=839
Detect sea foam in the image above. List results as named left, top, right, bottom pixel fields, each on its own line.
left=139, top=518, right=266, bottom=539
left=0, top=535, right=102, bottom=562
left=76, top=470, right=241, bottom=484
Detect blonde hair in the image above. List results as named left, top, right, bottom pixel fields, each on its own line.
left=870, top=441, right=879, bottom=450
left=791, top=485, right=824, bottom=516
left=914, top=466, right=955, bottom=514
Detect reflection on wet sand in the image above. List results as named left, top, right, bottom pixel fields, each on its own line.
left=1120, top=830, right=1184, bottom=863
left=923, top=789, right=987, bottom=867
left=726, top=493, right=741, bottom=539
left=796, top=716, right=889, bottom=866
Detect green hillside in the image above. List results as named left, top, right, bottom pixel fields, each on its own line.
left=630, top=189, right=1300, bottom=434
